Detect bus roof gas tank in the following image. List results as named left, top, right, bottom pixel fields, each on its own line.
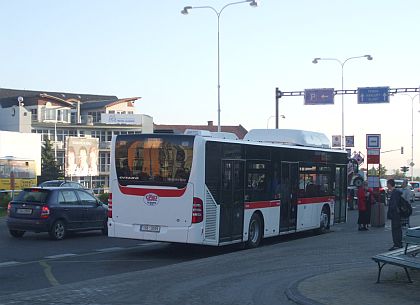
left=244, top=129, right=331, bottom=149
left=184, top=130, right=239, bottom=140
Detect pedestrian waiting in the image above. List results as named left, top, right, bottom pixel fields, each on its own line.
left=357, top=181, right=374, bottom=231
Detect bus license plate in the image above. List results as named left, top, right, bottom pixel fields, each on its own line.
left=140, top=225, right=160, bottom=233
left=16, top=208, right=32, bottom=215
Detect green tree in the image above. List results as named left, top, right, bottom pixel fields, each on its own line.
left=379, top=164, right=387, bottom=178
left=38, top=138, right=62, bottom=184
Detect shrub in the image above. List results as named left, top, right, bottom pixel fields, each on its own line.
left=98, top=192, right=110, bottom=204
left=0, top=193, right=11, bottom=211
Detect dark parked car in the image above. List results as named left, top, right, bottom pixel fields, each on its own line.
left=39, top=180, right=94, bottom=195
left=7, top=187, right=108, bottom=240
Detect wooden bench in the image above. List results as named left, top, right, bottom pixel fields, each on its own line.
left=372, top=227, right=420, bottom=283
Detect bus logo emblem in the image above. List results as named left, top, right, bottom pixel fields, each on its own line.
left=144, top=193, right=160, bottom=206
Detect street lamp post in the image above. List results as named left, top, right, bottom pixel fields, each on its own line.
left=312, top=55, right=373, bottom=149
left=181, top=0, right=258, bottom=132
left=400, top=93, right=420, bottom=181
left=267, top=114, right=285, bottom=129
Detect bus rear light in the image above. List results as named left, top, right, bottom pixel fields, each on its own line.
left=192, top=197, right=203, bottom=223
left=7, top=202, right=11, bottom=216
left=107, top=193, right=113, bottom=218
left=40, top=205, right=50, bottom=219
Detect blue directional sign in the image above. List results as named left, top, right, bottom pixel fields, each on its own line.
left=304, top=88, right=335, bottom=105
left=357, top=87, right=389, bottom=104
left=366, top=134, right=381, bottom=149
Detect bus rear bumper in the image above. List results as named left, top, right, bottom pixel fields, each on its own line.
left=108, top=221, right=189, bottom=243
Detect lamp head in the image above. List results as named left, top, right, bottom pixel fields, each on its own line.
left=181, top=6, right=192, bottom=15
left=365, top=54, right=373, bottom=60
left=312, top=58, right=320, bottom=64
left=248, top=0, right=258, bottom=7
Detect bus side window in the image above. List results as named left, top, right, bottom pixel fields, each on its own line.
left=245, top=161, right=270, bottom=201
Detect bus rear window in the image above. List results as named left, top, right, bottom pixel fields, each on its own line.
left=115, top=135, right=194, bottom=188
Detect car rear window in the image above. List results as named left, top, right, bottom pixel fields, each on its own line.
left=16, top=189, right=50, bottom=203
left=410, top=182, right=419, bottom=188
left=40, top=181, right=62, bottom=187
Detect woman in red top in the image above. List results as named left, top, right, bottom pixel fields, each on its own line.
left=357, top=182, right=373, bottom=231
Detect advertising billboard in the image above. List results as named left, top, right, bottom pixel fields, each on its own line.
left=66, top=137, right=99, bottom=177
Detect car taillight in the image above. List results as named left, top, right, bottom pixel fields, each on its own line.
left=40, top=205, right=50, bottom=219
left=192, top=197, right=203, bottom=224
left=107, top=193, right=112, bottom=218
left=7, top=202, right=11, bottom=216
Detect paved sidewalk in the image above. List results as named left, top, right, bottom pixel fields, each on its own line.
left=287, top=265, right=420, bottom=305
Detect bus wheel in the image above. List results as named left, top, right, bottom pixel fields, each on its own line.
left=318, top=206, right=330, bottom=234
left=246, top=213, right=263, bottom=248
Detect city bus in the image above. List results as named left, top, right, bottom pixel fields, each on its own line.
left=108, top=129, right=348, bottom=248
left=0, top=157, right=37, bottom=193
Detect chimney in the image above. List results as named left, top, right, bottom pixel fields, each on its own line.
left=207, top=121, right=213, bottom=126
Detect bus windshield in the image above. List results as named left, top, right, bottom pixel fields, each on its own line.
left=115, top=135, right=194, bottom=188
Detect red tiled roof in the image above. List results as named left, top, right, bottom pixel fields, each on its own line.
left=154, top=122, right=248, bottom=139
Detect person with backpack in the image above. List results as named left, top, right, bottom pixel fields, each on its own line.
left=387, top=179, right=403, bottom=250
left=400, top=179, right=412, bottom=229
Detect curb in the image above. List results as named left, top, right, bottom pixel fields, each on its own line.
left=285, top=274, right=325, bottom=305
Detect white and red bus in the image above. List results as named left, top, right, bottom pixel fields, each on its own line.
left=108, top=129, right=348, bottom=248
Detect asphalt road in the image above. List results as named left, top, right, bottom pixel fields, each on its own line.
left=0, top=217, right=239, bottom=296
left=1, top=201, right=419, bottom=305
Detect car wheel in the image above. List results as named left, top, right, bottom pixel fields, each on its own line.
left=9, top=230, right=25, bottom=238
left=102, top=220, right=108, bottom=235
left=245, top=213, right=263, bottom=249
left=49, top=220, right=67, bottom=240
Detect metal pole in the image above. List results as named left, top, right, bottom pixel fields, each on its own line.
left=341, top=63, right=345, bottom=150
left=411, top=96, right=414, bottom=181
left=275, top=88, right=279, bottom=129
left=217, top=14, right=221, bottom=132
left=54, top=120, right=57, bottom=161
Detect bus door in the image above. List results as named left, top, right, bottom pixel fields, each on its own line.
left=219, top=160, right=245, bottom=243
left=280, top=162, right=299, bottom=232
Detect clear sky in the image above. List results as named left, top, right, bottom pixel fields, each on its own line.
left=1, top=0, right=420, bottom=176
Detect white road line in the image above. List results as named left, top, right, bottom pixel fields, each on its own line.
left=96, top=247, right=125, bottom=252
left=0, top=261, right=20, bottom=267
left=45, top=253, right=77, bottom=259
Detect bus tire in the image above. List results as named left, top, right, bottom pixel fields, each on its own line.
left=317, top=205, right=330, bottom=234
left=245, top=213, right=263, bottom=248
left=9, top=230, right=25, bottom=238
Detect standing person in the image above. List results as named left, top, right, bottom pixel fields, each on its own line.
left=357, top=182, right=369, bottom=231
left=365, top=182, right=374, bottom=227
left=387, top=179, right=403, bottom=250
left=400, top=179, right=411, bottom=229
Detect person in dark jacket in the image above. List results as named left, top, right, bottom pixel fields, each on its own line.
left=387, top=179, right=403, bottom=250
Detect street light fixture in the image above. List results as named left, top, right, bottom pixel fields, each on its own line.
left=312, top=55, right=373, bottom=149
left=399, top=93, right=420, bottom=181
left=181, top=0, right=258, bottom=132
left=267, top=114, right=285, bottom=129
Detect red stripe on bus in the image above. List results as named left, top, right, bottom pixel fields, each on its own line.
left=118, top=185, right=187, bottom=197
left=244, top=200, right=281, bottom=210
left=297, top=196, right=335, bottom=205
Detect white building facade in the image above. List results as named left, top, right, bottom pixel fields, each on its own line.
left=0, top=88, right=153, bottom=191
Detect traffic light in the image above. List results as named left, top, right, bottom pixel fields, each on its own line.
left=401, top=146, right=404, bottom=154
left=400, top=166, right=409, bottom=173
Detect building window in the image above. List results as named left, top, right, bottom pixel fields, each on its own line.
left=31, top=109, right=38, bottom=121
left=99, top=152, right=110, bottom=173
